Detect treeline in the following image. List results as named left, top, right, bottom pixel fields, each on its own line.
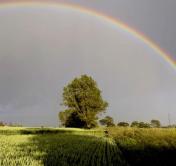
left=100, top=116, right=176, bottom=128
left=100, top=117, right=160, bottom=128
left=129, top=121, right=176, bottom=128
left=0, top=121, right=22, bottom=127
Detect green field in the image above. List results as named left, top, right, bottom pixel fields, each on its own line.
left=1, top=127, right=176, bottom=166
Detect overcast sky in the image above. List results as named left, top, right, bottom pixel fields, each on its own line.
left=0, top=0, right=175, bottom=126
left=62, top=0, right=176, bottom=60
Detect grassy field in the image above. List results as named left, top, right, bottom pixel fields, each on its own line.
left=0, top=127, right=104, bottom=136
left=1, top=127, right=176, bottom=166
left=107, top=127, right=176, bottom=166
left=0, top=127, right=126, bottom=166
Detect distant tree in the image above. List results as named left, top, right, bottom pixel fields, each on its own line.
left=117, top=122, right=129, bottom=127
left=0, top=121, right=4, bottom=126
left=131, top=121, right=139, bottom=127
left=99, top=116, right=115, bottom=127
left=59, top=75, right=108, bottom=128
left=8, top=123, right=22, bottom=127
left=151, top=119, right=161, bottom=128
left=138, top=122, right=150, bottom=128
left=166, top=124, right=176, bottom=128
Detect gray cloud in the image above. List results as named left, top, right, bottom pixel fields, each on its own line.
left=0, top=6, right=175, bottom=126
left=61, top=0, right=176, bottom=60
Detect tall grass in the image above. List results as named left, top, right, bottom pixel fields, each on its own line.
left=0, top=135, right=43, bottom=166
left=107, top=127, right=176, bottom=166
left=1, top=127, right=176, bottom=166
left=0, top=127, right=104, bottom=136
left=0, top=127, right=126, bottom=166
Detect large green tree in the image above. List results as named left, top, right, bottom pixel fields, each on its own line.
left=59, top=75, right=108, bottom=128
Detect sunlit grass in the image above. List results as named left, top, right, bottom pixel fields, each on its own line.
left=0, top=129, right=126, bottom=166
left=0, top=135, right=43, bottom=166
left=0, top=127, right=104, bottom=136
left=1, top=127, right=176, bottom=166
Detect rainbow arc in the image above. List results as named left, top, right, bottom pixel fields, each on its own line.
left=0, top=1, right=175, bottom=69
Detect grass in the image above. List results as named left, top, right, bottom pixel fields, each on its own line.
left=0, top=127, right=126, bottom=166
left=1, top=127, right=176, bottom=166
left=0, top=135, right=43, bottom=166
left=0, top=127, right=104, bottom=136
left=107, top=127, right=176, bottom=166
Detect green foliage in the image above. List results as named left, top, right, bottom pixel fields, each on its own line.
left=65, top=112, right=87, bottom=128
left=130, top=121, right=139, bottom=127
left=131, top=121, right=150, bottom=128
left=99, top=116, right=115, bottom=127
left=151, top=119, right=161, bottom=128
left=138, top=122, right=150, bottom=128
left=60, top=75, right=108, bottom=128
left=59, top=109, right=73, bottom=126
left=117, top=122, right=129, bottom=127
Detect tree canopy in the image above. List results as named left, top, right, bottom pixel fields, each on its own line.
left=151, top=119, right=161, bottom=128
left=99, top=116, right=115, bottom=127
left=138, top=122, right=150, bottom=128
left=59, top=75, right=108, bottom=128
left=131, top=121, right=140, bottom=127
left=117, top=122, right=129, bottom=127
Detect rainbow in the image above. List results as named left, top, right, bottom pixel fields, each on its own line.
left=0, top=0, right=175, bottom=69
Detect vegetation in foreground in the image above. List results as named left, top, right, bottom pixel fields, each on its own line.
left=1, top=127, right=176, bottom=166
left=107, top=127, right=176, bottom=166
left=0, top=127, right=125, bottom=166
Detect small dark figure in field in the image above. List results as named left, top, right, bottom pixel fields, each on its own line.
left=104, top=130, right=109, bottom=137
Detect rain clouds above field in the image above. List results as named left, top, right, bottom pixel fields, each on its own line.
left=0, top=7, right=176, bottom=126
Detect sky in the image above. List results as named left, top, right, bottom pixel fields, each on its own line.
left=57, top=0, right=176, bottom=61
left=0, top=0, right=176, bottom=126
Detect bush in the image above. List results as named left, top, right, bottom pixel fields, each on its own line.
left=117, top=122, right=129, bottom=127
